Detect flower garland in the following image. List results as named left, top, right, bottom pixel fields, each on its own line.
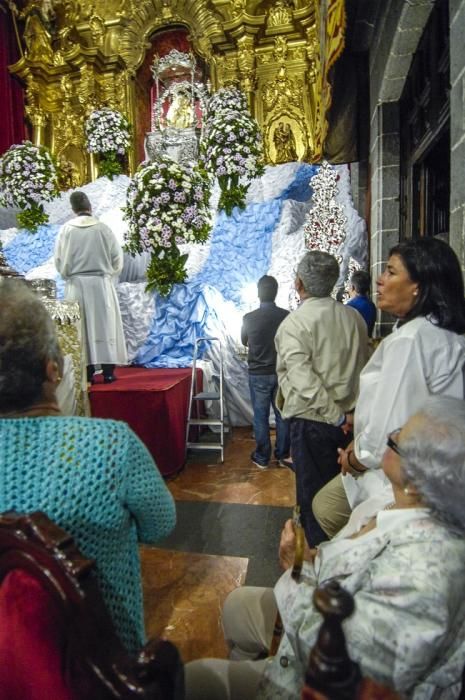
left=200, top=87, right=265, bottom=215
left=123, top=155, right=211, bottom=296
left=85, top=108, right=131, bottom=179
left=0, top=141, right=59, bottom=232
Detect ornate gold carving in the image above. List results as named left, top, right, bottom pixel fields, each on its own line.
left=267, top=0, right=293, bottom=29
left=263, top=65, right=303, bottom=115
left=273, top=121, right=298, bottom=163
left=23, top=12, right=54, bottom=63
left=89, top=14, right=105, bottom=47
left=273, top=36, right=288, bottom=65
left=9, top=0, right=339, bottom=168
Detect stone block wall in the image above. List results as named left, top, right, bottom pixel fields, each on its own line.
left=450, top=0, right=465, bottom=272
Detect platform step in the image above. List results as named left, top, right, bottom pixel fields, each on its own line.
left=186, top=442, right=223, bottom=450
left=193, top=392, right=220, bottom=400
left=187, top=418, right=223, bottom=426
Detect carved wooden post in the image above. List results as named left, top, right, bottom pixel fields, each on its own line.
left=305, top=580, right=362, bottom=700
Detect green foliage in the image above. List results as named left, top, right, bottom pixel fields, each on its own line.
left=99, top=151, right=124, bottom=179
left=145, top=250, right=189, bottom=297
left=16, top=204, right=49, bottom=233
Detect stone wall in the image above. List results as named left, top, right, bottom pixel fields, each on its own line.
left=450, top=0, right=465, bottom=272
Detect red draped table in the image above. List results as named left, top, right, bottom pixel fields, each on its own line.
left=89, top=366, right=202, bottom=477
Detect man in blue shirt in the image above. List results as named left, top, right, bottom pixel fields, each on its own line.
left=345, top=270, right=376, bottom=336
left=241, top=276, right=290, bottom=469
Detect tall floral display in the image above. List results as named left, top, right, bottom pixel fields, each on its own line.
left=304, top=161, right=346, bottom=256
left=123, top=155, right=211, bottom=296
left=0, top=141, right=59, bottom=232
left=85, top=108, right=131, bottom=179
left=200, top=87, right=265, bottom=215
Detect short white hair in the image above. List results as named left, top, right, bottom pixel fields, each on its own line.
left=400, top=396, right=465, bottom=534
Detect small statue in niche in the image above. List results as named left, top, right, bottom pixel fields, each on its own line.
left=165, top=92, right=194, bottom=130
left=273, top=121, right=298, bottom=163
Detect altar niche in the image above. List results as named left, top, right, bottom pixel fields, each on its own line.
left=145, top=50, right=209, bottom=166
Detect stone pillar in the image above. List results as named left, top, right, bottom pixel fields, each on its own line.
left=450, top=0, right=465, bottom=273
left=369, top=101, right=401, bottom=336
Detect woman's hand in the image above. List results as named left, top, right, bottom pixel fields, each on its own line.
left=338, top=440, right=368, bottom=478
left=279, top=519, right=297, bottom=571
left=279, top=519, right=318, bottom=571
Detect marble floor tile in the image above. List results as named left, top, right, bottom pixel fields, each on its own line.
left=168, top=427, right=296, bottom=507
left=141, top=546, right=248, bottom=662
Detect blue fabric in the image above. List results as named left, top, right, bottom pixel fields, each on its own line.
left=3, top=225, right=61, bottom=275
left=135, top=163, right=319, bottom=368
left=346, top=296, right=376, bottom=336
left=249, top=373, right=290, bottom=466
left=0, top=416, right=176, bottom=653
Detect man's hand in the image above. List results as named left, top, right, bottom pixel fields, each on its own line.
left=340, top=412, right=354, bottom=436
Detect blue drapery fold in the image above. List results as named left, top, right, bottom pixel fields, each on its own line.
left=135, top=163, right=317, bottom=368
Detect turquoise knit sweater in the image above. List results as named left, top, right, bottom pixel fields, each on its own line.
left=0, top=416, right=176, bottom=653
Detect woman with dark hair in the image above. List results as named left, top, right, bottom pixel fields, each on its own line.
left=313, top=237, right=465, bottom=537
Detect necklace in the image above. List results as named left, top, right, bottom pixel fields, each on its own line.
left=0, top=403, right=62, bottom=418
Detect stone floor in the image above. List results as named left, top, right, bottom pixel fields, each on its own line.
left=141, top=426, right=295, bottom=662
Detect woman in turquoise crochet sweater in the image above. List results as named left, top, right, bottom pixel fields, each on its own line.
left=0, top=279, right=176, bottom=653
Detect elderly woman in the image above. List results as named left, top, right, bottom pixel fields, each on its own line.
left=0, top=279, right=176, bottom=654
left=313, top=237, right=465, bottom=537
left=185, top=396, right=465, bottom=699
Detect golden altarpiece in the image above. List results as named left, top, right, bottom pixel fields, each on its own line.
left=7, top=0, right=346, bottom=185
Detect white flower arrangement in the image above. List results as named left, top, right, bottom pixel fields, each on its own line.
left=123, top=155, right=211, bottom=295
left=85, top=108, right=131, bottom=178
left=0, top=141, right=59, bottom=232
left=200, top=87, right=264, bottom=214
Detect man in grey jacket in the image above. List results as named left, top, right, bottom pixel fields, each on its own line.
left=275, top=250, right=368, bottom=544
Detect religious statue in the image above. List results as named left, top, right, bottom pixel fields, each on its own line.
left=273, top=121, right=298, bottom=163
left=166, top=92, right=194, bottom=130
left=23, top=11, right=54, bottom=63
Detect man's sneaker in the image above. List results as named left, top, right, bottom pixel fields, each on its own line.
left=277, top=458, right=294, bottom=470
left=252, top=459, right=269, bottom=470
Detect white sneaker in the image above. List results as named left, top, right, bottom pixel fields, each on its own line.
left=252, top=459, right=269, bottom=470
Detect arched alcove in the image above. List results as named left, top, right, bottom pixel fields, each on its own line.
left=134, top=26, right=209, bottom=163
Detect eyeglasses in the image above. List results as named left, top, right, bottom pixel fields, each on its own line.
left=386, top=428, right=404, bottom=457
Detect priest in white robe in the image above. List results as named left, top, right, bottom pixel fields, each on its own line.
left=54, top=191, right=127, bottom=383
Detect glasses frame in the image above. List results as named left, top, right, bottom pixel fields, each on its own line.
left=386, top=428, right=405, bottom=457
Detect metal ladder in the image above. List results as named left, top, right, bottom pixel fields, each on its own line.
left=185, top=337, right=229, bottom=463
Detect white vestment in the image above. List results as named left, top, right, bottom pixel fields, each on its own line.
left=54, top=215, right=128, bottom=366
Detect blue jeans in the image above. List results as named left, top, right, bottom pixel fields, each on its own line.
left=248, top=374, right=290, bottom=466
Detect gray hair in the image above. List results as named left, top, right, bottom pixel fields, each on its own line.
left=0, top=279, right=63, bottom=412
left=70, top=190, right=91, bottom=214
left=400, top=396, right=465, bottom=534
left=296, top=251, right=339, bottom=298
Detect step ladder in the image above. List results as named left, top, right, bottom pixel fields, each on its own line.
left=185, top=337, right=229, bottom=463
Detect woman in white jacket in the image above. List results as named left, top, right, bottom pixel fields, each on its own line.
left=313, top=236, right=465, bottom=537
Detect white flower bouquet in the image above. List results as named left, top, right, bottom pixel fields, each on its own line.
left=200, top=87, right=264, bottom=214
left=85, top=108, right=131, bottom=179
left=123, top=155, right=211, bottom=295
left=0, top=141, right=59, bottom=232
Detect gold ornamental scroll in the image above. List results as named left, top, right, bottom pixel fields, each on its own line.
left=313, top=0, right=346, bottom=160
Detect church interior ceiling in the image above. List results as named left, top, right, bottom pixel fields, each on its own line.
left=6, top=0, right=346, bottom=182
